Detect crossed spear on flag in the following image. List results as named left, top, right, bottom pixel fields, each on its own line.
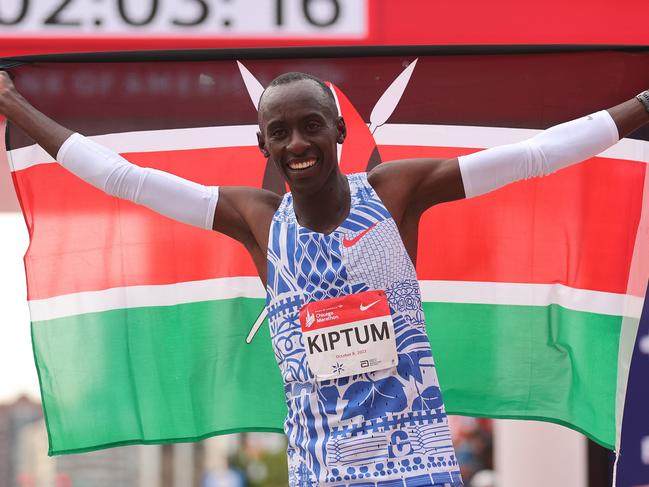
left=240, top=59, right=419, bottom=343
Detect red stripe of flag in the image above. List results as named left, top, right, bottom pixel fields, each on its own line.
left=14, top=146, right=645, bottom=300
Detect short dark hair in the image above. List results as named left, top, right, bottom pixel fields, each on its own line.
left=258, top=72, right=337, bottom=115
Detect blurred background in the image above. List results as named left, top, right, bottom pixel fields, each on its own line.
left=1, top=1, right=648, bottom=486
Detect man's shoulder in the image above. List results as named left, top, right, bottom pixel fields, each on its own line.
left=256, top=188, right=284, bottom=209
left=222, top=186, right=283, bottom=208
left=366, top=162, right=397, bottom=194
left=217, top=186, right=283, bottom=231
left=253, top=188, right=286, bottom=225
left=214, top=186, right=282, bottom=249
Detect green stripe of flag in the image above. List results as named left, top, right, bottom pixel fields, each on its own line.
left=34, top=298, right=621, bottom=454
left=33, top=297, right=285, bottom=455
left=425, top=302, right=620, bottom=449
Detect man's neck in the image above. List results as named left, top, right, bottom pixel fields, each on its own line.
left=292, top=171, right=350, bottom=235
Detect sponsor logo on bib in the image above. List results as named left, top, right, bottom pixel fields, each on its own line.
left=359, top=299, right=380, bottom=311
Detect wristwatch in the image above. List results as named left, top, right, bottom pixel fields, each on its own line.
left=636, top=90, right=649, bottom=113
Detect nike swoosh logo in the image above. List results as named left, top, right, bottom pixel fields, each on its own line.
left=360, top=300, right=381, bottom=312
left=342, top=223, right=377, bottom=248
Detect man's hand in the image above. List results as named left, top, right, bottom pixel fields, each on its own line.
left=0, top=70, right=73, bottom=158
left=0, top=71, right=19, bottom=116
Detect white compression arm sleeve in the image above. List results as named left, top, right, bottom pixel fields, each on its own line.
left=57, top=133, right=219, bottom=229
left=458, top=110, right=619, bottom=198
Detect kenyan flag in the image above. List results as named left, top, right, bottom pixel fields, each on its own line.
left=2, top=47, right=648, bottom=455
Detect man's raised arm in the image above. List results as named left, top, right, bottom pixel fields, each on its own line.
left=373, top=91, right=649, bottom=217
left=0, top=71, right=274, bottom=248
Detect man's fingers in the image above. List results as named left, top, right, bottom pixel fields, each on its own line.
left=0, top=71, right=16, bottom=113
left=0, top=71, right=15, bottom=92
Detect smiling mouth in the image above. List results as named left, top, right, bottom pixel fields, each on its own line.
left=288, top=158, right=317, bottom=171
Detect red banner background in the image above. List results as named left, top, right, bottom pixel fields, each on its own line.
left=1, top=0, right=648, bottom=58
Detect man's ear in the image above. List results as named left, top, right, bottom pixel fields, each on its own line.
left=257, top=131, right=270, bottom=158
left=336, top=117, right=347, bottom=144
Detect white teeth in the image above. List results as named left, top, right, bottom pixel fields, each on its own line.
left=288, top=159, right=316, bottom=170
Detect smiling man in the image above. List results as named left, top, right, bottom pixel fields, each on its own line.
left=1, top=69, right=649, bottom=487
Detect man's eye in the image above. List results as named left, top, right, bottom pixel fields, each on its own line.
left=271, top=129, right=286, bottom=138
left=306, top=122, right=321, bottom=131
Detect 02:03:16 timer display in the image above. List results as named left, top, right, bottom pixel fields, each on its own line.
left=0, top=0, right=360, bottom=35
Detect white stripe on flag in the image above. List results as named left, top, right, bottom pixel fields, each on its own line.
left=29, top=276, right=266, bottom=322
left=8, top=125, right=260, bottom=171
left=8, top=124, right=649, bottom=172
left=373, top=124, right=649, bottom=163
left=28, top=278, right=643, bottom=322
left=418, top=281, right=644, bottom=319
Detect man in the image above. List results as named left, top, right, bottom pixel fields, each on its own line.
left=1, top=69, right=648, bottom=487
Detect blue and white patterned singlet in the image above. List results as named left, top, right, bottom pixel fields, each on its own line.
left=266, top=174, right=462, bottom=487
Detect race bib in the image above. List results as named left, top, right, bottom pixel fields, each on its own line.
left=299, top=290, right=398, bottom=380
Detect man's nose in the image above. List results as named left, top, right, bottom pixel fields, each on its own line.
left=286, top=130, right=309, bottom=154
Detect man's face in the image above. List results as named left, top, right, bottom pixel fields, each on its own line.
left=257, top=79, right=345, bottom=193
